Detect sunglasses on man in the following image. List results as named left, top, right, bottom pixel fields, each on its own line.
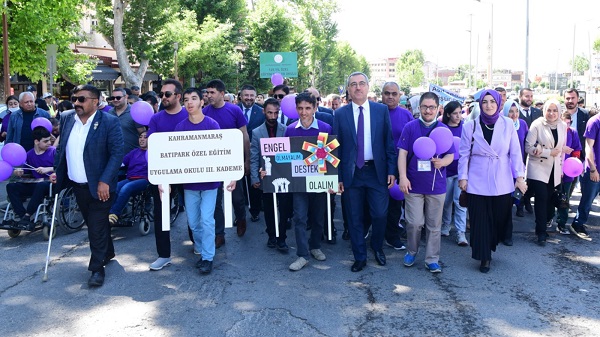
left=71, top=96, right=97, bottom=103
left=158, top=91, right=177, bottom=98
left=108, top=96, right=124, bottom=101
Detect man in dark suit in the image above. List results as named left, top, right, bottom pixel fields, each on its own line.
left=564, top=88, right=590, bottom=159
left=51, top=84, right=124, bottom=287
left=333, top=72, right=396, bottom=272
left=239, top=84, right=265, bottom=222
left=518, top=88, right=542, bottom=127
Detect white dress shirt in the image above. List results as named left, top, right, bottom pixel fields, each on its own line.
left=352, top=102, right=373, bottom=161
left=66, top=112, right=96, bottom=183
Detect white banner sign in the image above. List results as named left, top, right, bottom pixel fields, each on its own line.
left=429, top=83, right=466, bottom=106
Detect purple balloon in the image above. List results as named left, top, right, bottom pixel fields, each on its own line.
left=31, top=117, right=52, bottom=133
left=131, top=101, right=154, bottom=126
left=271, top=73, right=284, bottom=86
left=1, top=143, right=26, bottom=166
left=563, top=157, right=583, bottom=178
left=453, top=136, right=461, bottom=157
left=389, top=181, right=404, bottom=201
left=429, top=127, right=453, bottom=154
left=0, top=160, right=12, bottom=181
left=413, top=137, right=436, bottom=160
left=280, top=95, right=298, bottom=119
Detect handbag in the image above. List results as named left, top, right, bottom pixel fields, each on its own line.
left=458, top=121, right=476, bottom=208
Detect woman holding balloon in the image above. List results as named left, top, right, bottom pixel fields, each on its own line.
left=524, top=99, right=567, bottom=246
left=440, top=101, right=468, bottom=246
left=458, top=89, right=527, bottom=273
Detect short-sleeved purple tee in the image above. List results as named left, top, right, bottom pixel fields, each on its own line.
left=174, top=116, right=221, bottom=191
left=147, top=108, right=188, bottom=137
left=445, top=121, right=463, bottom=177
left=26, top=146, right=56, bottom=179
left=399, top=119, right=455, bottom=195
left=584, top=114, right=600, bottom=172
left=123, top=148, right=148, bottom=180
left=203, top=102, right=247, bottom=130
left=563, top=127, right=583, bottom=183
left=389, top=106, right=414, bottom=153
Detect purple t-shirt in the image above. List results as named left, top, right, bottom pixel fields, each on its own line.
left=399, top=120, right=455, bottom=195
left=445, top=121, right=463, bottom=177
left=123, top=148, right=148, bottom=180
left=584, top=114, right=600, bottom=172
left=147, top=108, right=188, bottom=137
left=174, top=116, right=221, bottom=191
left=389, top=106, right=414, bottom=154
left=515, top=119, right=529, bottom=163
left=1, top=111, right=11, bottom=135
left=284, top=119, right=332, bottom=137
left=564, top=127, right=583, bottom=183
left=26, top=146, right=56, bottom=179
left=203, top=102, right=247, bottom=130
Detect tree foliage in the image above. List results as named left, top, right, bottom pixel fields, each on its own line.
left=569, top=54, right=589, bottom=76
left=396, top=49, right=425, bottom=88
left=180, top=0, right=247, bottom=37
left=594, top=38, right=600, bottom=54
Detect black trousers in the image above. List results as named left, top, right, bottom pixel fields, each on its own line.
left=246, top=176, right=263, bottom=217
left=151, top=184, right=171, bottom=258
left=528, top=178, right=556, bottom=235
left=385, top=197, right=403, bottom=241
left=263, top=192, right=290, bottom=241
left=72, top=184, right=114, bottom=272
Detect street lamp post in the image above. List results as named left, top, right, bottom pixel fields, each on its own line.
left=2, top=0, right=10, bottom=100
left=476, top=0, right=493, bottom=88
left=468, top=14, right=473, bottom=90
left=524, top=0, right=530, bottom=88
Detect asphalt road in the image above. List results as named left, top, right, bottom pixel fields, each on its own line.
left=0, top=184, right=599, bottom=337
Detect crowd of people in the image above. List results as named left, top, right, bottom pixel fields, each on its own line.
left=2, top=73, right=598, bottom=287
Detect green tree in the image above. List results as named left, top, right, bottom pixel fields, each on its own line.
left=0, top=0, right=94, bottom=98
left=570, top=54, right=589, bottom=76
left=180, top=0, right=247, bottom=42
left=594, top=38, right=600, bottom=53
left=396, top=49, right=425, bottom=88
left=321, top=42, right=369, bottom=95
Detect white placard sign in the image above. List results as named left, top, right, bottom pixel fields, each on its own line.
left=148, top=129, right=245, bottom=230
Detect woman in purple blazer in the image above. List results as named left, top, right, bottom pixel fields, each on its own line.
left=458, top=90, right=527, bottom=273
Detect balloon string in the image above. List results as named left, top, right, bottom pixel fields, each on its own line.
left=22, top=163, right=52, bottom=176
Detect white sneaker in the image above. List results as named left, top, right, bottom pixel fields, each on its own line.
left=441, top=224, right=451, bottom=237
left=457, top=231, right=469, bottom=246
left=149, top=257, right=172, bottom=270
left=310, top=249, right=326, bottom=261
left=289, top=257, right=309, bottom=271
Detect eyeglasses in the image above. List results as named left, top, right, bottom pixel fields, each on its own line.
left=108, top=96, right=124, bottom=101
left=71, top=96, right=97, bottom=103
left=158, top=91, right=176, bottom=98
left=349, top=81, right=368, bottom=88
left=273, top=94, right=285, bottom=99
left=419, top=105, right=437, bottom=111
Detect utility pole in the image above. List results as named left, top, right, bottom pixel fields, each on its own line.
left=468, top=14, right=473, bottom=90
left=524, top=0, right=529, bottom=88
left=2, top=0, right=10, bottom=100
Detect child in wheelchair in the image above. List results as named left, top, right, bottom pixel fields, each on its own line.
left=109, top=131, right=149, bottom=225
left=6, top=126, right=55, bottom=230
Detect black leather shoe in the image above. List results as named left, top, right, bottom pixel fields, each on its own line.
left=342, top=229, right=350, bottom=240
left=523, top=199, right=533, bottom=213
left=250, top=214, right=260, bottom=222
left=102, top=252, right=116, bottom=266
left=479, top=260, right=490, bottom=273
left=502, top=239, right=513, bottom=246
left=374, top=250, right=386, bottom=266
left=199, top=260, right=213, bottom=274
left=88, top=270, right=105, bottom=287
left=351, top=260, right=367, bottom=272
left=536, top=234, right=547, bottom=246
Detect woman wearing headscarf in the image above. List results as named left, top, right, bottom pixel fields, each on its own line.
left=504, top=99, right=530, bottom=223
left=524, top=99, right=567, bottom=246
left=458, top=90, right=527, bottom=273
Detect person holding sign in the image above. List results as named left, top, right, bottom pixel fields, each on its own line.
left=398, top=92, right=455, bottom=273
left=175, top=88, right=236, bottom=274
left=147, top=79, right=188, bottom=271
left=333, top=72, right=397, bottom=272
left=285, top=93, right=333, bottom=271
left=250, top=98, right=290, bottom=251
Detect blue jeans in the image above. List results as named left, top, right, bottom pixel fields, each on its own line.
left=184, top=188, right=218, bottom=261
left=573, top=171, right=600, bottom=226
left=109, top=179, right=149, bottom=216
left=442, top=176, right=467, bottom=232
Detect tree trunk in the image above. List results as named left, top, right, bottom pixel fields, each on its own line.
left=113, top=0, right=145, bottom=88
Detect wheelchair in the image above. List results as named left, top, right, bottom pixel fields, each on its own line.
left=0, top=183, right=81, bottom=240
left=111, top=186, right=154, bottom=236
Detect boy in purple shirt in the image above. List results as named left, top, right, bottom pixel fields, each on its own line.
left=6, top=126, right=55, bottom=229
left=109, top=131, right=149, bottom=224
left=398, top=92, right=455, bottom=273
left=176, top=88, right=236, bottom=274
left=285, top=93, right=333, bottom=271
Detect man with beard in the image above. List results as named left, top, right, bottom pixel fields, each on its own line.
left=518, top=88, right=542, bottom=127
left=564, top=88, right=590, bottom=159
left=6, top=91, right=51, bottom=151
left=51, top=84, right=123, bottom=287
left=108, top=87, right=145, bottom=155
left=272, top=84, right=292, bottom=125
left=250, top=98, right=290, bottom=252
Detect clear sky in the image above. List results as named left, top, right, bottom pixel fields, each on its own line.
left=334, top=0, right=600, bottom=76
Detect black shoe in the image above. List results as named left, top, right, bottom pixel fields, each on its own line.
left=536, top=233, right=547, bottom=246
left=251, top=214, right=260, bottom=222
left=286, top=218, right=292, bottom=230
left=516, top=208, right=524, bottom=217
left=570, top=224, right=590, bottom=239
left=479, top=260, right=490, bottom=273
left=18, top=219, right=36, bottom=231
left=342, top=229, right=350, bottom=240
left=524, top=199, right=533, bottom=213
left=502, top=239, right=513, bottom=246
left=325, top=231, right=337, bottom=245
left=88, top=269, right=105, bottom=287
left=351, top=260, right=367, bottom=272
left=276, top=241, right=289, bottom=253
left=199, top=260, right=213, bottom=274
left=267, top=237, right=277, bottom=248
left=374, top=250, right=386, bottom=266
left=102, top=252, right=115, bottom=266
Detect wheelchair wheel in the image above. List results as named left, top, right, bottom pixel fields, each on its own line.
left=42, top=223, right=57, bottom=240
left=7, top=229, right=21, bottom=238
left=170, top=190, right=181, bottom=224
left=58, top=188, right=85, bottom=233
left=139, top=219, right=151, bottom=236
